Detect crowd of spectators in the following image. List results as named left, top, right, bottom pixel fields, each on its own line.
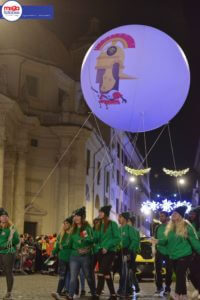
left=0, top=233, right=58, bottom=275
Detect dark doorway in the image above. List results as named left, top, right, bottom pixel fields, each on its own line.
left=24, top=222, right=37, bottom=238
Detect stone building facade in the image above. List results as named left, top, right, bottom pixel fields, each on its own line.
left=0, top=20, right=150, bottom=236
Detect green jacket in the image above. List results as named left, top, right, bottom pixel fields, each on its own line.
left=120, top=224, right=140, bottom=254
left=155, top=224, right=168, bottom=256
left=0, top=226, right=20, bottom=254
left=52, top=232, right=71, bottom=262
left=98, top=220, right=120, bottom=252
left=191, top=222, right=200, bottom=239
left=68, top=224, right=94, bottom=256
left=93, top=228, right=100, bottom=254
left=158, top=223, right=200, bottom=260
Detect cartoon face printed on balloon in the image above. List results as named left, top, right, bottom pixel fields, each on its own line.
left=81, top=25, right=190, bottom=132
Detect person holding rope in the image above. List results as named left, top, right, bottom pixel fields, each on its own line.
left=0, top=208, right=20, bottom=300
left=51, top=216, right=73, bottom=300
left=151, top=206, right=200, bottom=300
left=117, top=212, right=140, bottom=297
left=127, top=214, right=141, bottom=295
left=67, top=207, right=96, bottom=300
left=188, top=207, right=200, bottom=299
left=95, top=205, right=120, bottom=300
left=153, top=211, right=173, bottom=297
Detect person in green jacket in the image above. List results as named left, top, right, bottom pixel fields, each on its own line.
left=0, top=208, right=20, bottom=300
left=154, top=211, right=173, bottom=297
left=92, top=218, right=101, bottom=276
left=188, top=207, right=200, bottom=299
left=117, top=212, right=140, bottom=297
left=127, top=214, right=141, bottom=295
left=67, top=207, right=96, bottom=300
left=96, top=205, right=120, bottom=300
left=152, top=206, right=200, bottom=300
left=51, top=216, right=73, bottom=300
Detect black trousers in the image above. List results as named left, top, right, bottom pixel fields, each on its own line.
left=130, top=253, right=140, bottom=292
left=189, top=253, right=200, bottom=292
left=118, top=252, right=140, bottom=294
left=0, top=253, right=15, bottom=293
left=96, top=251, right=116, bottom=296
left=172, top=255, right=191, bottom=295
left=155, top=251, right=173, bottom=290
left=97, top=251, right=115, bottom=275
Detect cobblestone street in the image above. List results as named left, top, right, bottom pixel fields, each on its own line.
left=0, top=274, right=196, bottom=300
left=0, top=274, right=57, bottom=300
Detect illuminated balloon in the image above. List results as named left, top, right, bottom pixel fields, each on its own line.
left=81, top=25, right=190, bottom=132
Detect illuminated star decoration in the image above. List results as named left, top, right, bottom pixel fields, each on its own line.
left=141, top=199, right=192, bottom=215
left=125, top=166, right=151, bottom=176
left=162, top=168, right=189, bottom=177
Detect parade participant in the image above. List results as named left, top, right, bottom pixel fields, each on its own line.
left=0, top=208, right=20, bottom=300
left=154, top=211, right=173, bottom=297
left=152, top=206, right=200, bottom=300
left=188, top=207, right=200, bottom=299
left=92, top=218, right=101, bottom=285
left=117, top=212, right=140, bottom=297
left=96, top=205, right=120, bottom=300
left=127, top=214, right=140, bottom=295
left=67, top=207, right=96, bottom=300
left=51, top=216, right=73, bottom=300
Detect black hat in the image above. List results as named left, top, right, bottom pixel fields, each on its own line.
left=75, top=207, right=86, bottom=218
left=0, top=208, right=8, bottom=217
left=99, top=205, right=112, bottom=217
left=174, top=206, right=187, bottom=218
left=120, top=212, right=130, bottom=220
left=64, top=216, right=73, bottom=225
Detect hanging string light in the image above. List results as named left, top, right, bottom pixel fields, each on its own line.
left=162, top=167, right=189, bottom=177
left=125, top=166, right=151, bottom=176
left=141, top=199, right=192, bottom=215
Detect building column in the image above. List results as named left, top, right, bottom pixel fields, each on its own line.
left=0, top=128, right=5, bottom=207
left=3, top=148, right=17, bottom=218
left=13, top=150, right=27, bottom=233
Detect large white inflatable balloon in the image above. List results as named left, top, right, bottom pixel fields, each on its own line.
left=81, top=25, right=190, bottom=132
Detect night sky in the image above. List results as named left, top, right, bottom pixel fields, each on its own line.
left=37, top=0, right=199, bottom=199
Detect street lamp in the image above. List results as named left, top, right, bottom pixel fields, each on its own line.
left=142, top=206, right=151, bottom=216
left=129, top=176, right=136, bottom=183
left=178, top=178, right=185, bottom=185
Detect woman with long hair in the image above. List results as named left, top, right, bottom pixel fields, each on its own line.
left=0, top=208, right=20, bottom=300
left=95, top=205, right=120, bottom=300
left=51, top=216, right=73, bottom=300
left=188, top=207, right=200, bottom=299
left=152, top=206, right=200, bottom=300
left=67, top=207, right=96, bottom=300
